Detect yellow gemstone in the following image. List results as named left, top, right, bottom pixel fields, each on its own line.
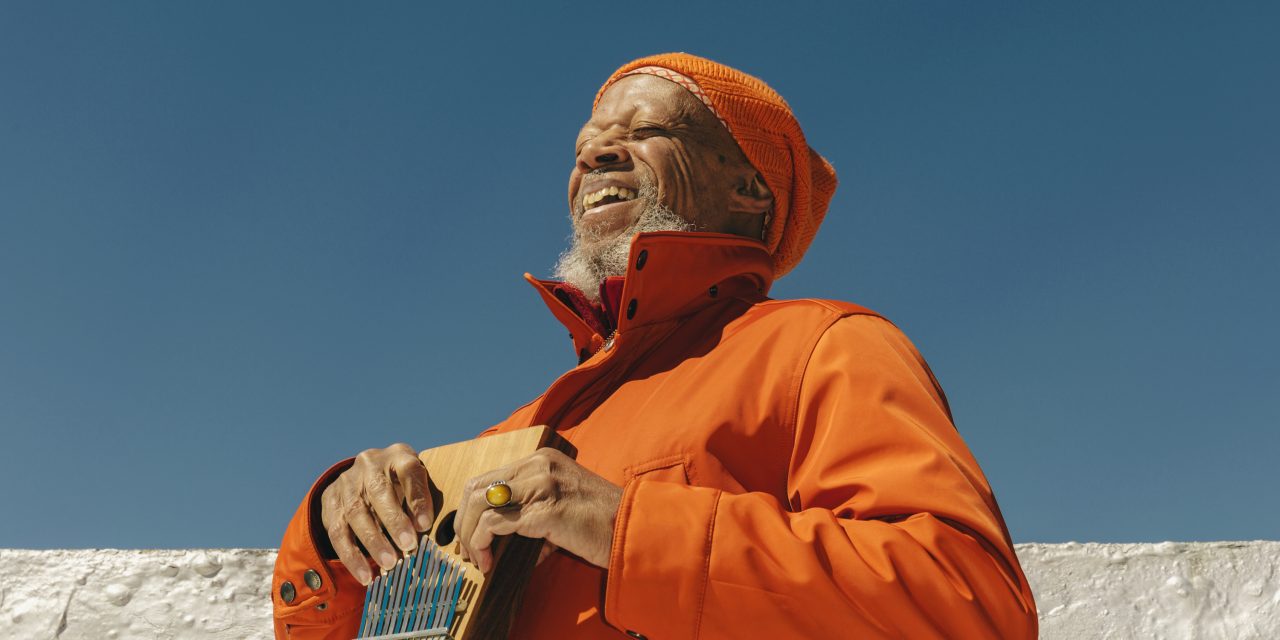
left=485, top=482, right=512, bottom=507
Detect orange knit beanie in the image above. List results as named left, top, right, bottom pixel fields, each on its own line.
left=594, top=53, right=836, bottom=278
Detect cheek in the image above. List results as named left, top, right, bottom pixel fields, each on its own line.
left=567, top=170, right=584, bottom=208
left=567, top=169, right=582, bottom=191
left=642, top=142, right=698, bottom=206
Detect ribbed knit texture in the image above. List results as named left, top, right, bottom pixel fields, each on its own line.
left=594, top=53, right=837, bottom=278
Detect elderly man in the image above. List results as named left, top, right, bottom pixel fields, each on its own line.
left=271, top=53, right=1038, bottom=639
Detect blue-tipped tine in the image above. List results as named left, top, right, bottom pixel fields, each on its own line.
left=445, top=557, right=466, bottom=630
left=356, top=573, right=374, bottom=637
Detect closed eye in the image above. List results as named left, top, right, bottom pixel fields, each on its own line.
left=632, top=126, right=666, bottom=139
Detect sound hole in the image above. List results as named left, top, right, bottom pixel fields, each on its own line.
left=435, top=510, right=458, bottom=546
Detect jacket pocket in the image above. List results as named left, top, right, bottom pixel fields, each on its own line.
left=623, top=453, right=691, bottom=485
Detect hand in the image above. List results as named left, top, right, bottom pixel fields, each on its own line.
left=320, top=443, right=435, bottom=585
left=455, top=447, right=622, bottom=574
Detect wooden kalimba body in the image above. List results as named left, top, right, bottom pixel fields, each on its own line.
left=354, top=426, right=572, bottom=640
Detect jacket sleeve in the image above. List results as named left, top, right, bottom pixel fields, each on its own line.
left=270, top=407, right=530, bottom=640
left=602, top=314, right=1038, bottom=639
left=272, top=458, right=369, bottom=640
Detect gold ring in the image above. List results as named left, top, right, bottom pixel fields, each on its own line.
left=484, top=480, right=513, bottom=508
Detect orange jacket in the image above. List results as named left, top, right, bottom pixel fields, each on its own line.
left=272, top=232, right=1038, bottom=639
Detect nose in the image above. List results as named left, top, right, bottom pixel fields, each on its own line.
left=576, top=131, right=630, bottom=172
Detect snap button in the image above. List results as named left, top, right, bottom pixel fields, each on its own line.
left=280, top=581, right=297, bottom=604
left=304, top=569, right=322, bottom=590
left=315, top=602, right=328, bottom=611
left=626, top=299, right=637, bottom=320
left=709, top=284, right=718, bottom=298
left=635, top=249, right=648, bottom=270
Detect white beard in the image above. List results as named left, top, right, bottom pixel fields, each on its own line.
left=554, top=180, right=693, bottom=302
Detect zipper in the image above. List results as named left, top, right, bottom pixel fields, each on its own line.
left=596, top=330, right=617, bottom=355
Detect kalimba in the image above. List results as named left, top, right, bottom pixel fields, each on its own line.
left=354, top=426, right=572, bottom=640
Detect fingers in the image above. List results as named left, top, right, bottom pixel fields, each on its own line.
left=393, top=455, right=435, bottom=532
left=460, top=448, right=622, bottom=571
left=329, top=524, right=372, bottom=585
left=454, top=467, right=517, bottom=569
left=468, top=507, right=522, bottom=574
left=358, top=447, right=420, bottom=555
left=453, top=475, right=485, bottom=566
left=322, top=487, right=374, bottom=585
left=536, top=542, right=559, bottom=567
left=346, top=499, right=402, bottom=573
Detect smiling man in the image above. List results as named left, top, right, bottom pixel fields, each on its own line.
left=271, top=53, right=1038, bottom=639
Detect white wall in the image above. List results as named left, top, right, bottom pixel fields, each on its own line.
left=2, top=543, right=1277, bottom=639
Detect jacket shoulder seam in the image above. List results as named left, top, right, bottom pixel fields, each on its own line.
left=781, top=311, right=846, bottom=496
left=752, top=297, right=886, bottom=319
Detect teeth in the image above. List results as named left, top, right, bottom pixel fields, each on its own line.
left=581, top=186, right=636, bottom=210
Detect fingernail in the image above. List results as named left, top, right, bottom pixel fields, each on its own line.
left=357, top=568, right=371, bottom=585
left=379, top=551, right=396, bottom=568
left=417, top=514, right=431, bottom=530
left=398, top=531, right=416, bottom=550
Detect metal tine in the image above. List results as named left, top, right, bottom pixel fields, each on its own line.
left=437, top=556, right=457, bottom=624
left=428, top=541, right=447, bottom=627
left=438, top=557, right=455, bottom=627
left=357, top=540, right=472, bottom=640
left=444, top=555, right=465, bottom=630
left=383, top=563, right=401, bottom=634
left=374, top=574, right=389, bottom=637
left=399, top=534, right=430, bottom=634
left=415, top=539, right=440, bottom=631
left=375, top=570, right=392, bottom=638
left=430, top=541, right=451, bottom=630
left=410, top=540, right=435, bottom=632
left=403, top=534, right=429, bottom=632
left=377, top=560, right=396, bottom=637
left=440, top=547, right=459, bottom=627
left=408, top=542, right=426, bottom=632
left=391, top=542, right=417, bottom=635
left=425, top=542, right=449, bottom=630
left=392, top=550, right=414, bottom=633
left=362, top=570, right=385, bottom=638
left=430, top=557, right=449, bottom=625
left=378, top=565, right=399, bottom=634
left=389, top=547, right=409, bottom=632
left=356, top=577, right=369, bottom=638
left=357, top=570, right=376, bottom=638
left=360, top=631, right=453, bottom=640
left=451, top=555, right=465, bottom=623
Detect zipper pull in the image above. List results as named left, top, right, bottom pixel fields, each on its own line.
left=599, top=331, right=616, bottom=354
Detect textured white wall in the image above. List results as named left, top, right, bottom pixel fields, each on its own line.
left=2, top=543, right=1277, bottom=639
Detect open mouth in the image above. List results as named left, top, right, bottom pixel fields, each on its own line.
left=581, top=186, right=638, bottom=214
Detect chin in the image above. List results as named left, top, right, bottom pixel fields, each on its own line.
left=573, top=216, right=633, bottom=246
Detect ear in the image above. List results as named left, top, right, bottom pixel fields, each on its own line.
left=728, top=172, right=774, bottom=216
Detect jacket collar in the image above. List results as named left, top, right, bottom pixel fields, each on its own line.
left=525, top=232, right=775, bottom=358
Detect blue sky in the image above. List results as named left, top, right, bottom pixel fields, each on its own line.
left=1, top=1, right=1276, bottom=549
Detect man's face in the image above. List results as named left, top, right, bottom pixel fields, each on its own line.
left=567, top=74, right=764, bottom=251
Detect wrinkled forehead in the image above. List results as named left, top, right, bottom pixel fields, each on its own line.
left=582, top=74, right=723, bottom=136
left=599, top=66, right=729, bottom=130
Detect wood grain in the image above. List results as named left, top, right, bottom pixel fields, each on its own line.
left=414, top=426, right=574, bottom=640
